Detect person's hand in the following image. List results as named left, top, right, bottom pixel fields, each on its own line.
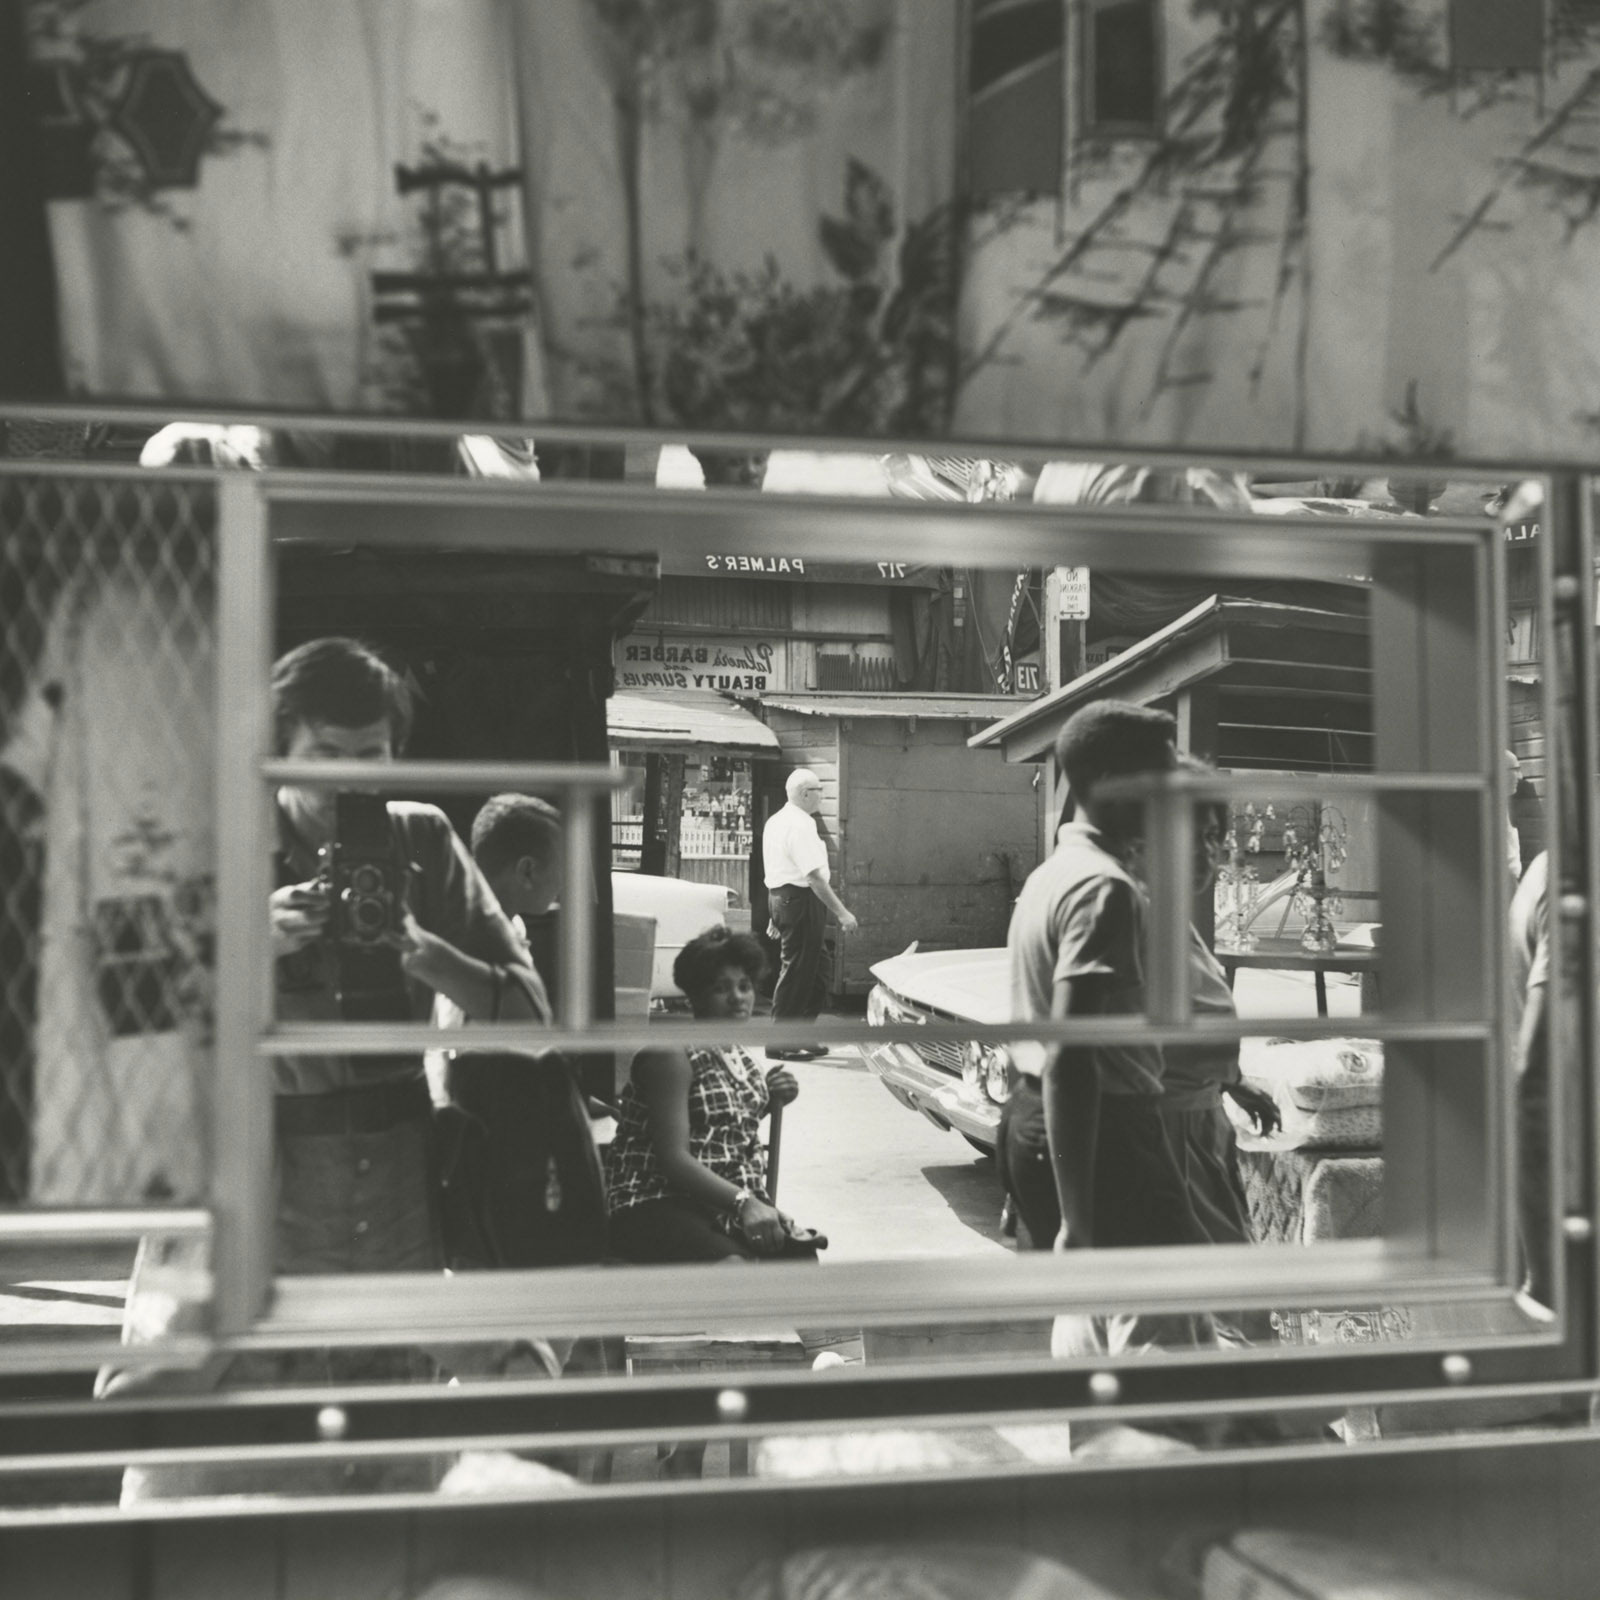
left=382, top=910, right=449, bottom=985
left=765, top=1066, right=800, bottom=1107
left=1054, top=1220, right=1092, bottom=1251
left=837, top=909, right=859, bottom=935
left=736, top=1195, right=788, bottom=1255
left=269, top=880, right=329, bottom=958
left=1225, top=1081, right=1282, bottom=1137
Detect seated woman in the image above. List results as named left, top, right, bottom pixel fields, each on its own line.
left=607, top=926, right=816, bottom=1262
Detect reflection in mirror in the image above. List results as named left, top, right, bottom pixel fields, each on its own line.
left=10, top=1, right=1600, bottom=469
left=0, top=436, right=1570, bottom=1516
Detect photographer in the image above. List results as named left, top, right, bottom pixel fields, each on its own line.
left=268, top=637, right=545, bottom=1275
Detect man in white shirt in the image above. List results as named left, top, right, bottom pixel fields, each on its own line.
left=762, top=767, right=858, bottom=1060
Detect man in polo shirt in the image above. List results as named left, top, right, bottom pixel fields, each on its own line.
left=762, top=766, right=857, bottom=1061
left=1001, top=701, right=1212, bottom=1348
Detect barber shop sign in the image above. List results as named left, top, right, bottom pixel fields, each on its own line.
left=614, top=635, right=785, bottom=694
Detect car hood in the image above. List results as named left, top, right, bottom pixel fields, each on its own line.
left=869, top=946, right=1009, bottom=1025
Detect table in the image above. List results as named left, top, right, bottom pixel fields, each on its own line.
left=1217, top=935, right=1379, bottom=1017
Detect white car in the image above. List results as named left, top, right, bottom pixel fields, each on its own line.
left=611, top=872, right=734, bottom=1005
left=863, top=945, right=1012, bottom=1154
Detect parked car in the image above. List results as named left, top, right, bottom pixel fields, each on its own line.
left=864, top=944, right=1012, bottom=1155
left=611, top=871, right=733, bottom=1007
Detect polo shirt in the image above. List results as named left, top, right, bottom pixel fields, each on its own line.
left=1006, top=820, right=1164, bottom=1096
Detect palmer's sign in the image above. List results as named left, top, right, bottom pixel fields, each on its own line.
left=615, top=635, right=784, bottom=693
left=659, top=552, right=936, bottom=585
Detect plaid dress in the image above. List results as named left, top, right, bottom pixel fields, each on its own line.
left=607, top=1045, right=770, bottom=1216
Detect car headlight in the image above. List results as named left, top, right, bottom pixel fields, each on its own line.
left=868, top=984, right=924, bottom=1027
left=964, top=1042, right=1011, bottom=1104
left=984, top=1047, right=1012, bottom=1105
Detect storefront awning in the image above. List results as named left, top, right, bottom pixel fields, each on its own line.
left=759, top=692, right=1026, bottom=722
left=608, top=690, right=780, bottom=754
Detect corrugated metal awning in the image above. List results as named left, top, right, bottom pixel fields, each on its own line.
left=608, top=690, right=780, bottom=752
left=969, top=597, right=1372, bottom=766
left=756, top=691, right=1028, bottom=721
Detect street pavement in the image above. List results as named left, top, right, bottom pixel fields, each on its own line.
left=770, top=1038, right=1012, bottom=1263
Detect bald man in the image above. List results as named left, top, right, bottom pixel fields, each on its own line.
left=761, top=767, right=858, bottom=1060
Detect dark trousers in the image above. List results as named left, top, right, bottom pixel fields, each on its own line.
left=999, top=1074, right=1216, bottom=1356
left=769, top=883, right=827, bottom=1021
left=448, top=1052, right=609, bottom=1269
left=997, top=1075, right=1211, bottom=1252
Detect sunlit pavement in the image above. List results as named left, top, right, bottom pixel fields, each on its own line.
left=775, top=1024, right=1013, bottom=1264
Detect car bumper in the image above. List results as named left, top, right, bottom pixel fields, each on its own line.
left=862, top=1040, right=1001, bottom=1150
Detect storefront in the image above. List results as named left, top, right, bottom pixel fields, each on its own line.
left=606, top=689, right=780, bottom=911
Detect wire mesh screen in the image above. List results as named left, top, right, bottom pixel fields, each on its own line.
left=0, top=474, right=216, bottom=1207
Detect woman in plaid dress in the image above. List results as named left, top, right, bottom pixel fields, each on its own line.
left=607, top=927, right=814, bottom=1261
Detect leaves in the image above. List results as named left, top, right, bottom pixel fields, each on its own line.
left=590, top=156, right=958, bottom=435
left=819, top=161, right=896, bottom=280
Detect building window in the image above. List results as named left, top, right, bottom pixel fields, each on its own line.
left=966, top=0, right=1065, bottom=197
left=1081, top=0, right=1161, bottom=138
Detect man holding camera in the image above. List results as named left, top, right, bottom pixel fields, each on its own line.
left=268, top=637, right=546, bottom=1275
left=105, top=638, right=549, bottom=1486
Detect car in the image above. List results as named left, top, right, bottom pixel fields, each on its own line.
left=864, top=944, right=1012, bottom=1155
left=610, top=871, right=734, bottom=1008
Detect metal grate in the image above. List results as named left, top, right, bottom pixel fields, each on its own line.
left=913, top=1037, right=966, bottom=1075
left=0, top=474, right=216, bottom=1205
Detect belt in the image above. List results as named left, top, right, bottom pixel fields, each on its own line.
left=768, top=883, right=813, bottom=896
left=275, top=1074, right=431, bottom=1137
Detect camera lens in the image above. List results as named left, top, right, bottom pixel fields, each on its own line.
left=346, top=894, right=388, bottom=937
left=349, top=864, right=385, bottom=894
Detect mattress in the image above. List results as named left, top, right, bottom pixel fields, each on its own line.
left=1236, top=1149, right=1383, bottom=1245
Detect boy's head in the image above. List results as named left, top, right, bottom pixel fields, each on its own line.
left=471, top=794, right=564, bottom=917
left=1054, top=699, right=1177, bottom=845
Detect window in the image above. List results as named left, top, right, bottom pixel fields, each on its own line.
left=1, top=450, right=1593, bottom=1507
left=1082, top=0, right=1162, bottom=136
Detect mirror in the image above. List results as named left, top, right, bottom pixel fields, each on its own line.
left=8, top=1, right=1600, bottom=460
left=0, top=431, right=1580, bottom=1519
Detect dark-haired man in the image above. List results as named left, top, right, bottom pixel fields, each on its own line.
left=106, top=639, right=550, bottom=1474
left=1000, top=700, right=1212, bottom=1349
left=445, top=793, right=609, bottom=1272
left=471, top=792, right=565, bottom=926
left=267, top=638, right=546, bottom=1274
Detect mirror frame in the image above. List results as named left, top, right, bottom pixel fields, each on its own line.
left=1, top=428, right=1596, bottom=1509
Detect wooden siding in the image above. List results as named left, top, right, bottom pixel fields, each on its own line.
left=760, top=713, right=1035, bottom=993
left=842, top=721, right=1037, bottom=988
left=639, top=577, right=793, bottom=633
left=10, top=1436, right=1600, bottom=1598
left=788, top=584, right=894, bottom=640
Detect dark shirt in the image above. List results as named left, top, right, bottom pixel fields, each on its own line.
left=273, top=800, right=543, bottom=1094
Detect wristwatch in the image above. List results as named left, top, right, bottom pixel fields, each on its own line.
left=729, top=1186, right=756, bottom=1217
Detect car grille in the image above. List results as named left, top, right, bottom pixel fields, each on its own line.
left=915, top=1037, right=966, bottom=1075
